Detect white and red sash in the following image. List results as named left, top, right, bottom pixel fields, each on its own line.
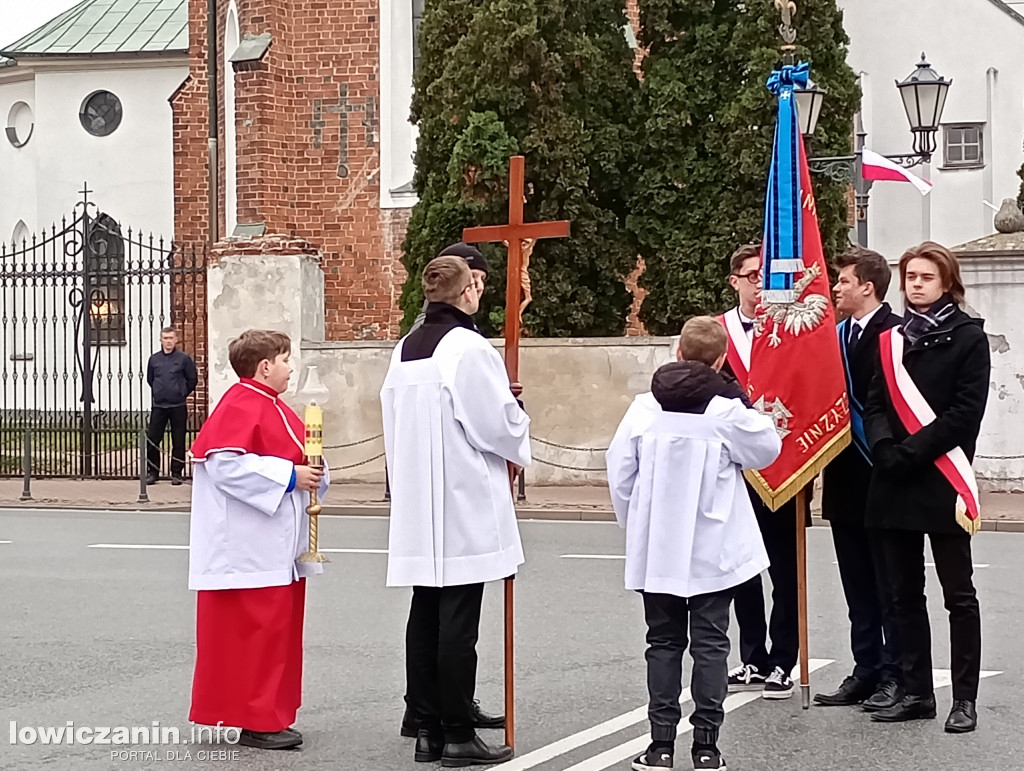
left=879, top=328, right=981, bottom=534
left=720, top=308, right=751, bottom=388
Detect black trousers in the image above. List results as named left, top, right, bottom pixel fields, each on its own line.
left=881, top=529, right=981, bottom=700
left=147, top=405, right=187, bottom=477
left=733, top=502, right=799, bottom=674
left=642, top=590, right=732, bottom=747
left=405, top=583, right=484, bottom=743
left=831, top=523, right=902, bottom=684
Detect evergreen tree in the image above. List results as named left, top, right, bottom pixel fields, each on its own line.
left=400, top=0, right=640, bottom=336
left=630, top=0, right=860, bottom=335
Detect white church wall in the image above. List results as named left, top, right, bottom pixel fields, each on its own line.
left=839, top=0, right=1024, bottom=261
left=379, top=0, right=418, bottom=209
left=0, top=78, right=39, bottom=241
left=31, top=62, right=187, bottom=237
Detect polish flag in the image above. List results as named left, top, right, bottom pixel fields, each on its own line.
left=862, top=148, right=932, bottom=195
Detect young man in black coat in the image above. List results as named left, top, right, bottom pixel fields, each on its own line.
left=864, top=242, right=990, bottom=733
left=813, top=248, right=903, bottom=712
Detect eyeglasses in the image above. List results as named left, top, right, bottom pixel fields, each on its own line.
left=732, top=270, right=762, bottom=286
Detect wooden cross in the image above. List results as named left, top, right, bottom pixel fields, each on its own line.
left=461, top=155, right=570, bottom=751
left=462, top=155, right=570, bottom=389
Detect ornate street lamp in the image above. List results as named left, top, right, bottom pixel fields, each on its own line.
left=794, top=77, right=827, bottom=138
left=895, top=53, right=952, bottom=161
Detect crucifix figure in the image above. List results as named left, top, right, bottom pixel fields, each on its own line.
left=462, top=155, right=570, bottom=749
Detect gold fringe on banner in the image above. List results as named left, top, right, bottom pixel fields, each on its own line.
left=956, top=499, right=981, bottom=536
left=744, top=426, right=851, bottom=512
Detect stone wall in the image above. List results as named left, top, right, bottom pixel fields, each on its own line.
left=304, top=336, right=676, bottom=486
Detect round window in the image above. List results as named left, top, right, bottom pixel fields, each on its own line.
left=5, top=101, right=34, bottom=147
left=79, top=90, right=123, bottom=137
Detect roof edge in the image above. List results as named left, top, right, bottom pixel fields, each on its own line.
left=986, top=0, right=1024, bottom=27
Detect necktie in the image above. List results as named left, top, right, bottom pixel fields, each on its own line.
left=847, top=323, right=862, bottom=355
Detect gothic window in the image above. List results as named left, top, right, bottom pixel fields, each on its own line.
left=80, top=91, right=123, bottom=137
left=412, top=0, right=425, bottom=74
left=943, top=123, right=984, bottom=169
left=11, top=220, right=29, bottom=249
left=86, top=214, right=126, bottom=345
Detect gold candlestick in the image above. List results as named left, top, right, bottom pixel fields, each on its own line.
left=298, top=402, right=329, bottom=563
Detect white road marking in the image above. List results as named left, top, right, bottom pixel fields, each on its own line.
left=560, top=554, right=625, bottom=560
left=88, top=544, right=188, bottom=550
left=0, top=540, right=11, bottom=544
left=505, top=659, right=834, bottom=771
left=830, top=560, right=989, bottom=569
left=86, top=544, right=386, bottom=554
left=562, top=693, right=762, bottom=771
left=562, top=659, right=835, bottom=771
left=933, top=669, right=1001, bottom=689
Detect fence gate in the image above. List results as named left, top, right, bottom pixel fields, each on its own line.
left=1, top=190, right=206, bottom=478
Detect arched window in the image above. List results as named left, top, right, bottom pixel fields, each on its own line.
left=224, top=2, right=240, bottom=236
left=11, top=220, right=29, bottom=248
left=86, top=214, right=126, bottom=345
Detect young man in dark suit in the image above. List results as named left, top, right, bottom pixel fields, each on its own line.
left=814, top=247, right=903, bottom=711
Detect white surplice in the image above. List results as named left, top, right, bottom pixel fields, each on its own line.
left=188, top=453, right=329, bottom=591
left=605, top=392, right=781, bottom=598
left=381, top=327, right=531, bottom=588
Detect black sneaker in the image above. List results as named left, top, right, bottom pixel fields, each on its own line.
left=727, top=664, right=766, bottom=693
left=762, top=666, right=794, bottom=700
left=692, top=747, right=726, bottom=770
left=632, top=745, right=673, bottom=770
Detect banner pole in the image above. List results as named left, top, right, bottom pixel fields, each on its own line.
left=796, top=487, right=810, bottom=709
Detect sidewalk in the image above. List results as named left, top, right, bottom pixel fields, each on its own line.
left=3, top=478, right=1024, bottom=530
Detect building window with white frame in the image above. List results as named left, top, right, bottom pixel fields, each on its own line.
left=943, top=123, right=984, bottom=169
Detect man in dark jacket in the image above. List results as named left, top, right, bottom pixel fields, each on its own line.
left=147, top=327, right=198, bottom=484
left=814, top=247, right=903, bottom=712
left=864, top=242, right=989, bottom=734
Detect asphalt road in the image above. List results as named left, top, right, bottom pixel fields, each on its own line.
left=1, top=509, right=1021, bottom=771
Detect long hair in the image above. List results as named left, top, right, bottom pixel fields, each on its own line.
left=898, top=241, right=966, bottom=307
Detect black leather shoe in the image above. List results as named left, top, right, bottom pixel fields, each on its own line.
left=146, top=473, right=158, bottom=485
left=403, top=701, right=505, bottom=738
left=237, top=729, right=302, bottom=749
left=415, top=729, right=444, bottom=762
left=471, top=700, right=505, bottom=730
left=869, top=694, right=937, bottom=723
left=944, top=699, right=978, bottom=733
left=861, top=680, right=904, bottom=712
left=813, top=675, right=876, bottom=706
left=282, top=727, right=302, bottom=741
left=441, top=736, right=514, bottom=767
left=171, top=475, right=184, bottom=486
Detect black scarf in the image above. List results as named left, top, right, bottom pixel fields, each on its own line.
left=902, top=293, right=957, bottom=344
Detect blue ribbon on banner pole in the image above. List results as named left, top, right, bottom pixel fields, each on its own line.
left=762, top=62, right=810, bottom=301
left=837, top=319, right=872, bottom=463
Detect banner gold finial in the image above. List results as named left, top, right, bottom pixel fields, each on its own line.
left=775, top=0, right=798, bottom=45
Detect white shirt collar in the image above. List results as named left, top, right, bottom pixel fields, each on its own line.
left=852, top=304, right=882, bottom=331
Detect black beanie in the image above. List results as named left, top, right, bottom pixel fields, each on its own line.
left=438, top=242, right=489, bottom=275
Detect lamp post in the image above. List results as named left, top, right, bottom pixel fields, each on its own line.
left=800, top=53, right=952, bottom=246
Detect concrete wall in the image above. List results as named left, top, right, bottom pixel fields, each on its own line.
left=839, top=0, right=1024, bottom=261
left=962, top=250, right=1024, bottom=492
left=303, top=336, right=675, bottom=485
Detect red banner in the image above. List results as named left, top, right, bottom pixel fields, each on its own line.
left=744, top=139, right=850, bottom=510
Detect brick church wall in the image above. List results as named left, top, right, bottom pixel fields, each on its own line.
left=173, top=0, right=405, bottom=347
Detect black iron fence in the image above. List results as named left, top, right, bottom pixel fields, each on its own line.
left=1, top=191, right=206, bottom=478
